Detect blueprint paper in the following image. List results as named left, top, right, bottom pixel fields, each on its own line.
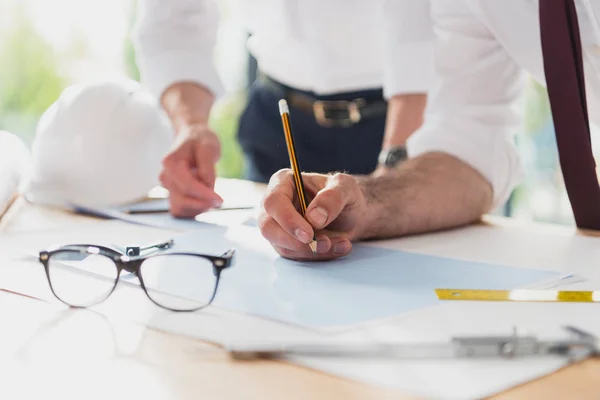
left=0, top=221, right=562, bottom=329
left=143, top=224, right=561, bottom=329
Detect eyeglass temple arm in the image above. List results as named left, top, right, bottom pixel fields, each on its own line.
left=220, top=248, right=235, bottom=258
left=219, top=249, right=236, bottom=267
left=124, top=239, right=175, bottom=257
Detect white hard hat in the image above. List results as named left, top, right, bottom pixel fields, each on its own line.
left=0, top=130, right=30, bottom=213
left=25, top=80, right=173, bottom=207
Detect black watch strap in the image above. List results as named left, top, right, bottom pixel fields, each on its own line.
left=378, top=146, right=408, bottom=168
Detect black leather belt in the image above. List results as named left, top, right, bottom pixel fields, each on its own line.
left=259, top=75, right=387, bottom=128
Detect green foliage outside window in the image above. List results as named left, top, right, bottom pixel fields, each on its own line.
left=211, top=93, right=246, bottom=179
left=123, top=0, right=141, bottom=82
left=523, top=79, right=551, bottom=135
left=0, top=5, right=65, bottom=144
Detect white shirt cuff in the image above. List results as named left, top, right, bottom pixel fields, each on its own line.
left=383, top=40, right=434, bottom=99
left=138, top=49, right=224, bottom=101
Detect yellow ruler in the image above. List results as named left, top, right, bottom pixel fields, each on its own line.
left=435, top=289, right=600, bottom=303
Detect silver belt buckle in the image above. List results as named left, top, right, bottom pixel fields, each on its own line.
left=312, top=99, right=366, bottom=127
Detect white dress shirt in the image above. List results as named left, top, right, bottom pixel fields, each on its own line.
left=408, top=0, right=600, bottom=208
left=132, top=0, right=433, bottom=100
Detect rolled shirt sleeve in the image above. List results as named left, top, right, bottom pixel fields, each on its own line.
left=132, top=0, right=224, bottom=100
left=381, top=0, right=435, bottom=98
left=407, top=0, right=526, bottom=209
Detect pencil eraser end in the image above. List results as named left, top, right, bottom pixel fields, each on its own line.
left=278, top=99, right=289, bottom=115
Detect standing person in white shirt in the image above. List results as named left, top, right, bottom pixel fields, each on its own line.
left=258, top=0, right=600, bottom=260
left=133, top=0, right=433, bottom=218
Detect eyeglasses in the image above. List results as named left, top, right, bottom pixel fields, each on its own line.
left=38, top=240, right=235, bottom=312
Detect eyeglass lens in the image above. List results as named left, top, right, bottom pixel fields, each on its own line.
left=139, top=254, right=218, bottom=311
left=47, top=250, right=118, bottom=307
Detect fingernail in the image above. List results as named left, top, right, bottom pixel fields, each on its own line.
left=317, top=239, right=328, bottom=254
left=334, top=241, right=351, bottom=255
left=308, top=207, right=328, bottom=227
left=212, top=199, right=223, bottom=207
left=295, top=229, right=311, bottom=243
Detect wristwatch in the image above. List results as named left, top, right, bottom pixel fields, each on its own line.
left=378, top=146, right=408, bottom=168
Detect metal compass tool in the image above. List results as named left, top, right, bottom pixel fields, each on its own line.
left=227, top=326, right=599, bottom=362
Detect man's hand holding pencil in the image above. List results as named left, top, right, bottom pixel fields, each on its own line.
left=259, top=170, right=368, bottom=261
left=259, top=99, right=369, bottom=261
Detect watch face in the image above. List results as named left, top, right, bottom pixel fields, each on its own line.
left=384, top=147, right=408, bottom=167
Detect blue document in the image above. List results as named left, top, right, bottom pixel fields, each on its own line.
left=148, top=225, right=560, bottom=329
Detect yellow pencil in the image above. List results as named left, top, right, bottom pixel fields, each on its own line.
left=278, top=99, right=318, bottom=254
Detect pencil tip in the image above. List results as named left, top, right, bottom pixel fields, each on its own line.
left=309, top=240, right=318, bottom=254
left=278, top=99, right=289, bottom=115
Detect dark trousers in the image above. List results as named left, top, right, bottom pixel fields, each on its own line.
left=237, top=81, right=387, bottom=183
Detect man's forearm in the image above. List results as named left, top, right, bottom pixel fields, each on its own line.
left=381, top=93, right=427, bottom=148
left=161, top=82, right=215, bottom=132
left=357, top=152, right=493, bottom=239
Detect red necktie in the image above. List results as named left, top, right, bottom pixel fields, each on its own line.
left=540, top=0, right=600, bottom=229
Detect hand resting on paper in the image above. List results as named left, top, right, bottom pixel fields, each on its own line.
left=259, top=170, right=367, bottom=261
left=159, top=124, right=224, bottom=218
left=259, top=153, right=494, bottom=261
left=159, top=82, right=223, bottom=218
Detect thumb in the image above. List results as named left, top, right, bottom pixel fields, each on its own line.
left=304, top=173, right=359, bottom=230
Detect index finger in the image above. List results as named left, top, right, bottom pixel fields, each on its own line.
left=262, top=170, right=314, bottom=243
left=166, top=160, right=222, bottom=204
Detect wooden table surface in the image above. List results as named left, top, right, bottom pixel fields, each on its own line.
left=2, top=192, right=600, bottom=400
